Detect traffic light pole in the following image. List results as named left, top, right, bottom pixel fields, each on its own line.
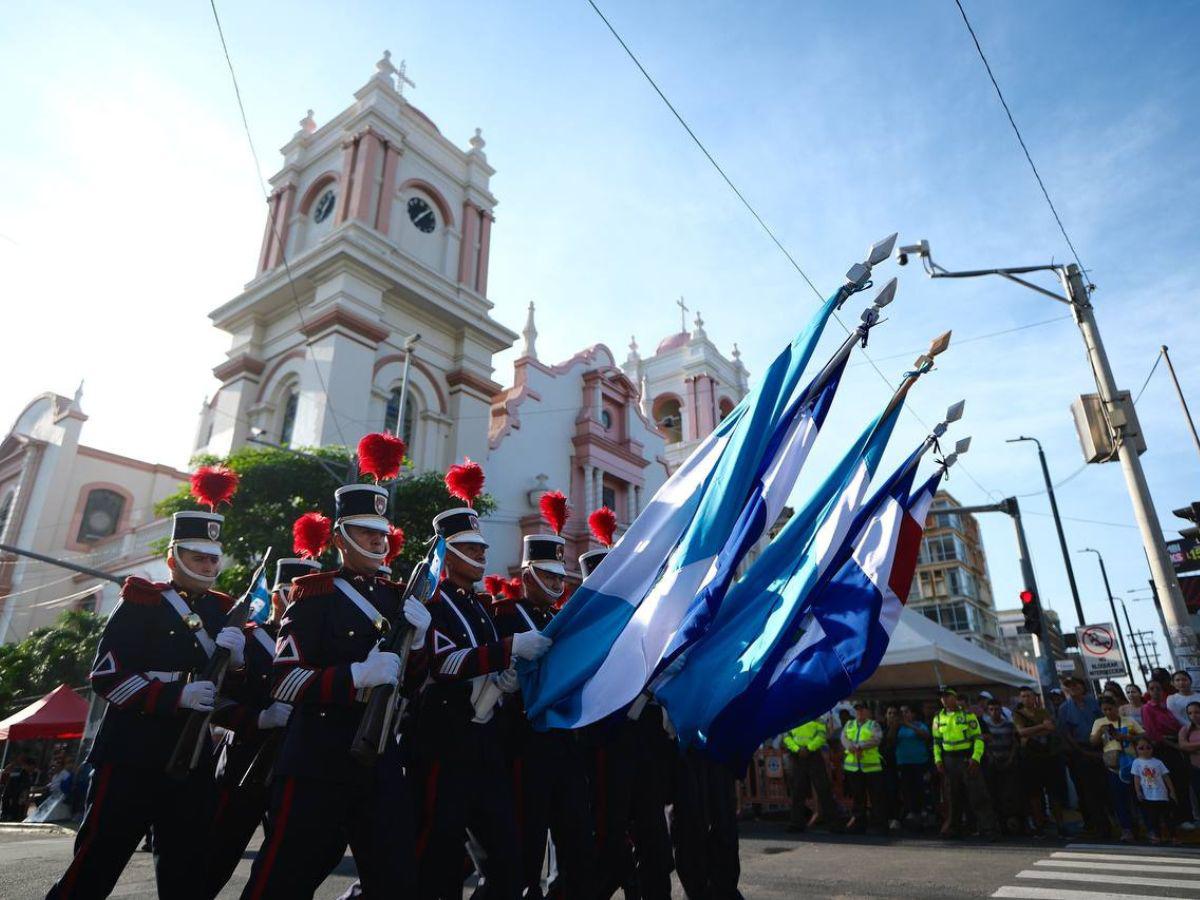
left=1079, top=548, right=1135, bottom=687
left=952, top=497, right=1057, bottom=691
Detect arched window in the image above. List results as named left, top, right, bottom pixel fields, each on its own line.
left=652, top=396, right=683, bottom=444
left=76, top=489, right=125, bottom=543
left=718, top=397, right=735, bottom=422
left=279, top=388, right=299, bottom=446
left=383, top=388, right=416, bottom=447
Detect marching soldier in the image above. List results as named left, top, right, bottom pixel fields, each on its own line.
left=48, top=492, right=248, bottom=900
left=491, top=492, right=595, bottom=899
left=203, top=553, right=319, bottom=898
left=410, top=461, right=552, bottom=900
left=239, top=482, right=432, bottom=899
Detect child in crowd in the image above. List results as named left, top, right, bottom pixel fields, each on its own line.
left=1131, top=737, right=1178, bottom=845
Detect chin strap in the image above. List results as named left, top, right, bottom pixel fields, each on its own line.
left=336, top=522, right=388, bottom=562
left=524, top=567, right=563, bottom=601
left=169, top=544, right=219, bottom=589
left=447, top=543, right=486, bottom=575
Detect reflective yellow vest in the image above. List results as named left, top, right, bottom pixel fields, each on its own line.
left=932, top=709, right=984, bottom=763
left=784, top=720, right=827, bottom=753
left=842, top=720, right=882, bottom=773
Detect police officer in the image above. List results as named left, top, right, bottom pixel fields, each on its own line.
left=203, top=555, right=319, bottom=898
left=491, top=507, right=595, bottom=899
left=239, top=483, right=432, bottom=899
left=932, top=687, right=996, bottom=839
left=48, top=507, right=247, bottom=900
left=841, top=701, right=886, bottom=834
left=411, top=488, right=552, bottom=900
left=782, top=718, right=838, bottom=831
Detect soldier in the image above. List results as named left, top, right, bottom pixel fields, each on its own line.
left=491, top=492, right=595, bottom=899
left=203, top=552, right=320, bottom=898
left=47, top=495, right=248, bottom=900
left=410, top=461, right=552, bottom=900
left=239, top=482, right=432, bottom=899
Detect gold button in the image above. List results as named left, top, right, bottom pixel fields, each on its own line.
left=348, top=630, right=355, bottom=637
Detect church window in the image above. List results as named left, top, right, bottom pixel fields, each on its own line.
left=279, top=388, right=299, bottom=446
left=383, top=388, right=416, bottom=447
left=652, top=396, right=683, bottom=444
left=600, top=409, right=613, bottom=430
left=76, top=489, right=125, bottom=543
left=719, top=397, right=735, bottom=422
left=602, top=485, right=617, bottom=512
left=313, top=189, right=337, bottom=224
left=407, top=197, right=437, bottom=233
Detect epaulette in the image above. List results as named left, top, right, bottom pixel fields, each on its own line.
left=210, top=589, right=235, bottom=613
left=289, top=571, right=338, bottom=603
left=120, top=576, right=169, bottom=606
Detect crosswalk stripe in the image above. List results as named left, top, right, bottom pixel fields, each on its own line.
left=1052, top=851, right=1200, bottom=865
left=993, top=887, right=1181, bottom=900
left=1065, top=842, right=1200, bottom=858
left=1016, top=869, right=1200, bottom=890
left=1035, top=859, right=1200, bottom=876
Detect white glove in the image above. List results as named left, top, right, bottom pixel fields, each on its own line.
left=404, top=597, right=432, bottom=650
left=257, top=701, right=292, bottom=730
left=350, top=647, right=401, bottom=689
left=179, top=680, right=216, bottom=712
left=511, top=630, right=552, bottom=661
left=497, top=668, right=520, bottom=694
left=216, top=626, right=246, bottom=669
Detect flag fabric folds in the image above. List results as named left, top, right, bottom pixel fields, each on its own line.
left=247, top=569, right=273, bottom=624
left=654, top=403, right=903, bottom=750
left=520, top=292, right=844, bottom=731
left=702, top=449, right=943, bottom=768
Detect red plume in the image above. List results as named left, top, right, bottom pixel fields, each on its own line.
left=483, top=574, right=505, bottom=597
left=191, top=465, right=239, bottom=511
left=539, top=490, right=569, bottom=536
left=292, top=512, right=331, bottom=559
left=385, top=525, right=406, bottom=565
left=588, top=507, right=617, bottom=548
left=445, top=459, right=485, bottom=508
left=357, top=432, right=406, bottom=483
left=502, top=577, right=523, bottom=600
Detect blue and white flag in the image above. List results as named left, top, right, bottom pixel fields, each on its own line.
left=654, top=403, right=903, bottom=749
left=702, top=452, right=942, bottom=767
left=246, top=568, right=274, bottom=624
left=521, top=292, right=844, bottom=731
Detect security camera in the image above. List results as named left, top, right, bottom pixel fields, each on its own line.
left=898, top=253, right=909, bottom=267
left=896, top=242, right=929, bottom=267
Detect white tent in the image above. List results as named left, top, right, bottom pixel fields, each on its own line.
left=859, top=607, right=1037, bottom=691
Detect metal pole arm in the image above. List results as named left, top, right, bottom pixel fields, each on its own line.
left=0, top=542, right=126, bottom=585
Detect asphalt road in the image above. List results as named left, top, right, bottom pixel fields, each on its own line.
left=4, top=823, right=1198, bottom=899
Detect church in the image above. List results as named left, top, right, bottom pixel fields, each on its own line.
left=0, top=52, right=748, bottom=642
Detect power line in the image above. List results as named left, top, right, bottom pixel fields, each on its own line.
left=851, top=314, right=1072, bottom=366
left=952, top=0, right=1089, bottom=279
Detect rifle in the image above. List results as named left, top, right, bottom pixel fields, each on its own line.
left=166, top=550, right=271, bottom=779
left=238, top=714, right=284, bottom=789
left=349, top=540, right=442, bottom=766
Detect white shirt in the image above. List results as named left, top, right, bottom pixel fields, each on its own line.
left=1131, top=757, right=1171, bottom=802
left=1166, top=691, right=1197, bottom=725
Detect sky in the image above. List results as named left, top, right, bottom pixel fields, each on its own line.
left=2, top=1, right=1198, bottom=669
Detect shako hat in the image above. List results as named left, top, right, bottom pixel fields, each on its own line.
left=433, top=508, right=488, bottom=547
left=171, top=511, right=224, bottom=556
left=523, top=534, right=566, bottom=576
left=334, top=483, right=390, bottom=533
left=272, top=558, right=321, bottom=593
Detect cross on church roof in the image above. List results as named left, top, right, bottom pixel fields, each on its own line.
left=676, top=295, right=689, bottom=333
left=396, top=59, right=416, bottom=97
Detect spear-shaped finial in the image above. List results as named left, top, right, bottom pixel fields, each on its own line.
left=940, top=434, right=972, bottom=469
left=858, top=277, right=898, bottom=338
left=933, top=399, right=967, bottom=439
left=839, top=232, right=899, bottom=306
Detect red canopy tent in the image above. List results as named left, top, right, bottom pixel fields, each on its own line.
left=0, top=684, right=89, bottom=742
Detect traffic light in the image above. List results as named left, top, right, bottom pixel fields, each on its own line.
left=1173, top=502, right=1200, bottom=541
left=1020, top=588, right=1043, bottom=636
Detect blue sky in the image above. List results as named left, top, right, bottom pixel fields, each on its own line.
left=3, top=1, right=1198, bottom=668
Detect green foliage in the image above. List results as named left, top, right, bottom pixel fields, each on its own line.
left=0, top=610, right=104, bottom=719
left=155, top=444, right=494, bottom=592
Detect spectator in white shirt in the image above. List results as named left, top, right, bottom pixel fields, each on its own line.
left=1131, top=737, right=1178, bottom=845
left=1167, top=671, right=1198, bottom=725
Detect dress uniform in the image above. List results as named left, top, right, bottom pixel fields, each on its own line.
left=491, top=501, right=595, bottom=900
left=203, top=557, right=319, bottom=898
left=239, top=483, right=432, bottom=899
left=932, top=688, right=996, bottom=838
left=48, top=508, right=247, bottom=900
left=671, top=747, right=743, bottom=900
left=841, top=702, right=887, bottom=833
left=410, top=484, right=552, bottom=900
left=783, top=719, right=838, bottom=829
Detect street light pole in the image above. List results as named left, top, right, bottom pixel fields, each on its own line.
left=1008, top=436, right=1085, bottom=629
left=1079, top=548, right=1135, bottom=686
left=1161, top=345, right=1200, bottom=465
left=901, top=242, right=1197, bottom=671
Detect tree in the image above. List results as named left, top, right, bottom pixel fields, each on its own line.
left=155, top=444, right=494, bottom=593
left=0, top=610, right=104, bottom=719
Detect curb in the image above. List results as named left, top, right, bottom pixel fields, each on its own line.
left=0, top=822, right=76, bottom=836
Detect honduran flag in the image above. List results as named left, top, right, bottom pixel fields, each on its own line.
left=520, top=292, right=846, bottom=731
left=702, top=448, right=942, bottom=768
left=655, top=402, right=902, bottom=749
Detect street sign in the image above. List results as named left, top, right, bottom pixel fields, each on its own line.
left=1055, top=659, right=1077, bottom=675
left=1075, top=622, right=1128, bottom=680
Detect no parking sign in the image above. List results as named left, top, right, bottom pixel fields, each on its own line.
left=1074, top=622, right=1128, bottom=680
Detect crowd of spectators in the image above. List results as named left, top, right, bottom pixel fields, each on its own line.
left=780, top=668, right=1200, bottom=844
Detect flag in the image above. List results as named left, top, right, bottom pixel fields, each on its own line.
left=246, top=568, right=273, bottom=624
left=703, top=449, right=942, bottom=768
left=655, top=402, right=903, bottom=749
left=520, top=292, right=843, bottom=730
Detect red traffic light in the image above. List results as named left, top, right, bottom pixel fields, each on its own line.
left=1020, top=589, right=1035, bottom=605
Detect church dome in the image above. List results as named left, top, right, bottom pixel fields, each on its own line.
left=655, top=331, right=690, bottom=354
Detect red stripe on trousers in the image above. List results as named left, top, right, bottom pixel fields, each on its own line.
left=244, top=777, right=296, bottom=900
left=58, top=763, right=114, bottom=897
left=414, top=760, right=442, bottom=859
left=143, top=679, right=163, bottom=711
left=319, top=668, right=335, bottom=704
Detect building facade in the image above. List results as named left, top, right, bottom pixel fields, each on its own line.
left=997, top=605, right=1067, bottom=668
left=0, top=391, right=187, bottom=642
